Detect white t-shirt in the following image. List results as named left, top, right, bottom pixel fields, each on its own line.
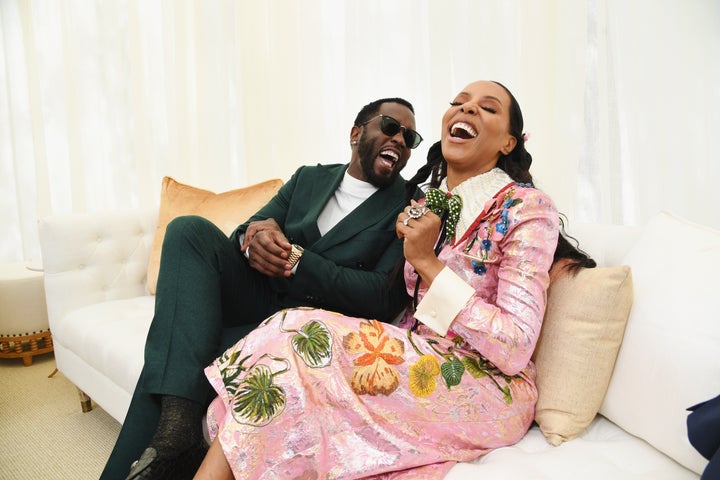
left=316, top=169, right=379, bottom=236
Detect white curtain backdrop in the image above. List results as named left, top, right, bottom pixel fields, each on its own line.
left=1, top=0, right=719, bottom=264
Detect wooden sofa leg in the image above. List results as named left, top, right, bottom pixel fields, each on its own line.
left=78, top=389, right=93, bottom=413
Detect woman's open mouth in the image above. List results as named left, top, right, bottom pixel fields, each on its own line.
left=450, top=122, right=478, bottom=139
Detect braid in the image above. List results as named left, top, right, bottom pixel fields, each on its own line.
left=496, top=139, right=533, bottom=184
left=390, top=141, right=445, bottom=299
left=554, top=215, right=597, bottom=274
left=404, top=141, right=445, bottom=203
left=429, top=142, right=447, bottom=189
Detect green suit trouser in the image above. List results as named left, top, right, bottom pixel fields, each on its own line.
left=100, top=216, right=284, bottom=479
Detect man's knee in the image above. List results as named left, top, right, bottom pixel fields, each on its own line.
left=166, top=215, right=218, bottom=239
left=161, top=216, right=233, bottom=261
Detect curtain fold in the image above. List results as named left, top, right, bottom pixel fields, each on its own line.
left=1, top=0, right=718, bottom=264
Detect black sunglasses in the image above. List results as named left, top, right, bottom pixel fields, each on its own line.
left=358, top=115, right=423, bottom=149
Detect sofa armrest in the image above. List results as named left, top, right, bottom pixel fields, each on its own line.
left=38, top=208, right=158, bottom=330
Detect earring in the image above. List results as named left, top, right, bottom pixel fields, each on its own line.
left=351, top=140, right=358, bottom=145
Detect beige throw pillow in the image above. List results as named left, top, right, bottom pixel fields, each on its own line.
left=532, top=265, right=633, bottom=445
left=146, top=176, right=284, bottom=294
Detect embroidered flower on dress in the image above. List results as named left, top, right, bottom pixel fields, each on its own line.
left=409, top=354, right=441, bottom=397
left=463, top=185, right=526, bottom=276
left=404, top=330, right=520, bottom=404
left=342, top=320, right=405, bottom=396
left=471, top=260, right=487, bottom=275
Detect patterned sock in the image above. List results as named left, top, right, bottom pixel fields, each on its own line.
left=148, top=395, right=205, bottom=458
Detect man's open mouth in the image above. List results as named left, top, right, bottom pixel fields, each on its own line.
left=379, top=149, right=399, bottom=165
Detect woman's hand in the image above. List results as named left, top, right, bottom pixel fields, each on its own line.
left=396, top=200, right=446, bottom=284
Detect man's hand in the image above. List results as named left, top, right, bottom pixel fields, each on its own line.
left=241, top=219, right=280, bottom=251
left=242, top=219, right=293, bottom=277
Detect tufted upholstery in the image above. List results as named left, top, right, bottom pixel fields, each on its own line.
left=39, top=208, right=157, bottom=421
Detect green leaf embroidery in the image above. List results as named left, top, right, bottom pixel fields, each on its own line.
left=291, top=320, right=333, bottom=368
left=440, top=357, right=465, bottom=389
left=460, top=356, right=487, bottom=378
left=501, top=385, right=513, bottom=405
left=231, top=364, right=286, bottom=427
left=222, top=353, right=253, bottom=393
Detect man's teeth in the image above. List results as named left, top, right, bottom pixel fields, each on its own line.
left=451, top=122, right=478, bottom=138
left=380, top=150, right=399, bottom=163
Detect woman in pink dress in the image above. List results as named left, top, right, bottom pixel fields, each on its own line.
left=194, top=80, right=594, bottom=479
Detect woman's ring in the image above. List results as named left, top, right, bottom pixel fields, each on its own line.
left=402, top=218, right=411, bottom=226
left=407, top=205, right=427, bottom=220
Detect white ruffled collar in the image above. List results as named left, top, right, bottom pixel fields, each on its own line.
left=440, top=167, right=513, bottom=240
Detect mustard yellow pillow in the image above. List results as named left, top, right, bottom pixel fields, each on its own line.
left=147, top=176, right=284, bottom=294
left=532, top=265, right=633, bottom=445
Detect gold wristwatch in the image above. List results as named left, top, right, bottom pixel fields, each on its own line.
left=288, top=244, right=304, bottom=268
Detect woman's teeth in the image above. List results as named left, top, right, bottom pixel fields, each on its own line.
left=450, top=122, right=478, bottom=139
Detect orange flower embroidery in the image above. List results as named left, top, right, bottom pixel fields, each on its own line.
left=342, top=320, right=404, bottom=396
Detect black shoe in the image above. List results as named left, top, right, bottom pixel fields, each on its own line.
left=125, top=441, right=209, bottom=480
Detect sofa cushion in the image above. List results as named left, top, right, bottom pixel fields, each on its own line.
left=446, top=416, right=699, bottom=480
left=147, top=176, right=283, bottom=293
left=51, top=296, right=155, bottom=395
left=600, top=211, right=720, bottom=475
left=532, top=265, right=633, bottom=445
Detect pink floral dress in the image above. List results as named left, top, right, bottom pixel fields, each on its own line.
left=205, top=180, right=559, bottom=479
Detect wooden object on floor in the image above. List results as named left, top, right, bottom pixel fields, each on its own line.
left=0, top=331, right=54, bottom=366
left=0, top=262, right=53, bottom=366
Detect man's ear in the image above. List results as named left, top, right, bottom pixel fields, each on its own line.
left=350, top=125, right=362, bottom=145
left=501, top=135, right=517, bottom=155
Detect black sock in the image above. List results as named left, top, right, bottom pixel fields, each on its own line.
left=148, top=395, right=204, bottom=458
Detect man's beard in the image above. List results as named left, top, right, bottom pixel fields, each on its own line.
left=357, top=131, right=398, bottom=188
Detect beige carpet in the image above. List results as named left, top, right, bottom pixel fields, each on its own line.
left=0, top=353, right=121, bottom=480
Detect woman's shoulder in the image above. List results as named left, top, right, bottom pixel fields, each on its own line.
left=501, top=183, right=558, bottom=220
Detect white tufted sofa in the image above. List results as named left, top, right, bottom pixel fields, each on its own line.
left=38, top=208, right=717, bottom=479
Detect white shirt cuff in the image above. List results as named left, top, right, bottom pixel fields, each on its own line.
left=414, top=267, right=474, bottom=336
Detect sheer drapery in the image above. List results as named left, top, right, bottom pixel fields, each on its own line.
left=1, top=0, right=718, bottom=264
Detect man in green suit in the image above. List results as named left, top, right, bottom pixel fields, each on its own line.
left=103, top=97, right=423, bottom=480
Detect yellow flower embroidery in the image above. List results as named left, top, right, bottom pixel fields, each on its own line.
left=342, top=320, right=404, bottom=396
left=409, top=354, right=441, bottom=397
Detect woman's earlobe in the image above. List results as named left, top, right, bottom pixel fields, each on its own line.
left=503, top=135, right=517, bottom=155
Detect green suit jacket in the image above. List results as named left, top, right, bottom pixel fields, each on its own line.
left=231, top=163, right=409, bottom=322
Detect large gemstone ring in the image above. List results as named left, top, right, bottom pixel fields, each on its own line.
left=407, top=205, right=427, bottom=220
